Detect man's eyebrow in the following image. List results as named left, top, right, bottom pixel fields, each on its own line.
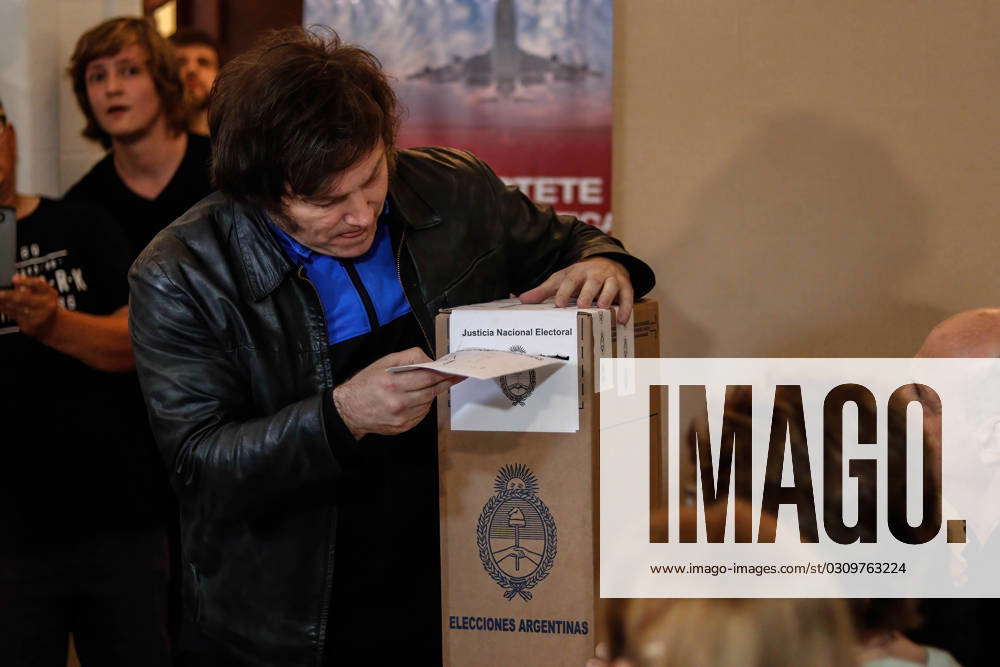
left=317, top=192, right=349, bottom=206
left=311, top=154, right=385, bottom=204
left=88, top=56, right=141, bottom=71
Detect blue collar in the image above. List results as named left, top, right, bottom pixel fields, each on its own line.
left=270, top=221, right=315, bottom=263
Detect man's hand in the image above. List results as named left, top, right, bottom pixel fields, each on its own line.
left=518, top=257, right=634, bottom=323
left=586, top=642, right=634, bottom=667
left=332, top=347, right=462, bottom=440
left=0, top=274, right=59, bottom=339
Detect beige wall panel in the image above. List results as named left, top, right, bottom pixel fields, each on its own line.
left=614, top=1, right=1000, bottom=358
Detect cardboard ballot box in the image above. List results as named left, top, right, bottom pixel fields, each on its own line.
left=436, top=299, right=661, bottom=667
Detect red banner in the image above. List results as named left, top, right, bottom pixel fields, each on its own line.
left=305, top=0, right=614, bottom=231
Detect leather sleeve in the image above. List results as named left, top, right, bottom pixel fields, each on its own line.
left=472, top=156, right=656, bottom=298
left=321, top=389, right=362, bottom=465
left=128, top=252, right=341, bottom=520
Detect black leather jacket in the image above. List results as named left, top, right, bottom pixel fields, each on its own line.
left=128, top=147, right=654, bottom=666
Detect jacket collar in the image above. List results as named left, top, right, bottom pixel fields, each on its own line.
left=388, top=167, right=441, bottom=231
left=234, top=154, right=443, bottom=301
left=232, top=201, right=295, bottom=302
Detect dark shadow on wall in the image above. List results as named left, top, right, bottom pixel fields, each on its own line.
left=659, top=112, right=949, bottom=357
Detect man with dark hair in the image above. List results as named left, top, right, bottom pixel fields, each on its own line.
left=169, top=28, right=221, bottom=136
left=65, top=16, right=213, bottom=259
left=0, top=98, right=170, bottom=665
left=129, top=28, right=654, bottom=666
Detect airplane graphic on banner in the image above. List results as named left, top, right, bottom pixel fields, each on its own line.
left=407, top=0, right=600, bottom=100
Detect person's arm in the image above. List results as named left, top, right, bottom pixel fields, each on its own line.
left=129, top=252, right=347, bottom=518
left=0, top=275, right=133, bottom=372
left=469, top=155, right=655, bottom=322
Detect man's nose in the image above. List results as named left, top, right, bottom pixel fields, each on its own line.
left=105, top=71, right=124, bottom=95
left=342, top=193, right=373, bottom=227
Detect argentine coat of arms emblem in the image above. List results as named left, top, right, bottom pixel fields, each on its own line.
left=477, top=464, right=557, bottom=601
left=496, top=345, right=536, bottom=406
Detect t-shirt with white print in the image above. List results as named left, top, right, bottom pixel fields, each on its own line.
left=0, top=198, right=167, bottom=543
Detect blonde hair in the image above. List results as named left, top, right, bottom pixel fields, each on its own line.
left=616, top=597, right=856, bottom=667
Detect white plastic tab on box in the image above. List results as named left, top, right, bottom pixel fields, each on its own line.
left=578, top=307, right=614, bottom=391
left=614, top=307, right=636, bottom=396
left=449, top=304, right=579, bottom=432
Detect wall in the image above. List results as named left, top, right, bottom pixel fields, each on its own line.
left=613, top=0, right=999, bottom=357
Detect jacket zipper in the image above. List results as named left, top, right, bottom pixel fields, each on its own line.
left=340, top=261, right=380, bottom=331
left=295, top=265, right=336, bottom=666
left=395, top=227, right=432, bottom=352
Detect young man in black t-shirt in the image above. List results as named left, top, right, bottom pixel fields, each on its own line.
left=64, top=130, right=211, bottom=259
left=0, top=102, right=170, bottom=664
left=64, top=17, right=212, bottom=259
left=62, top=18, right=213, bottom=656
